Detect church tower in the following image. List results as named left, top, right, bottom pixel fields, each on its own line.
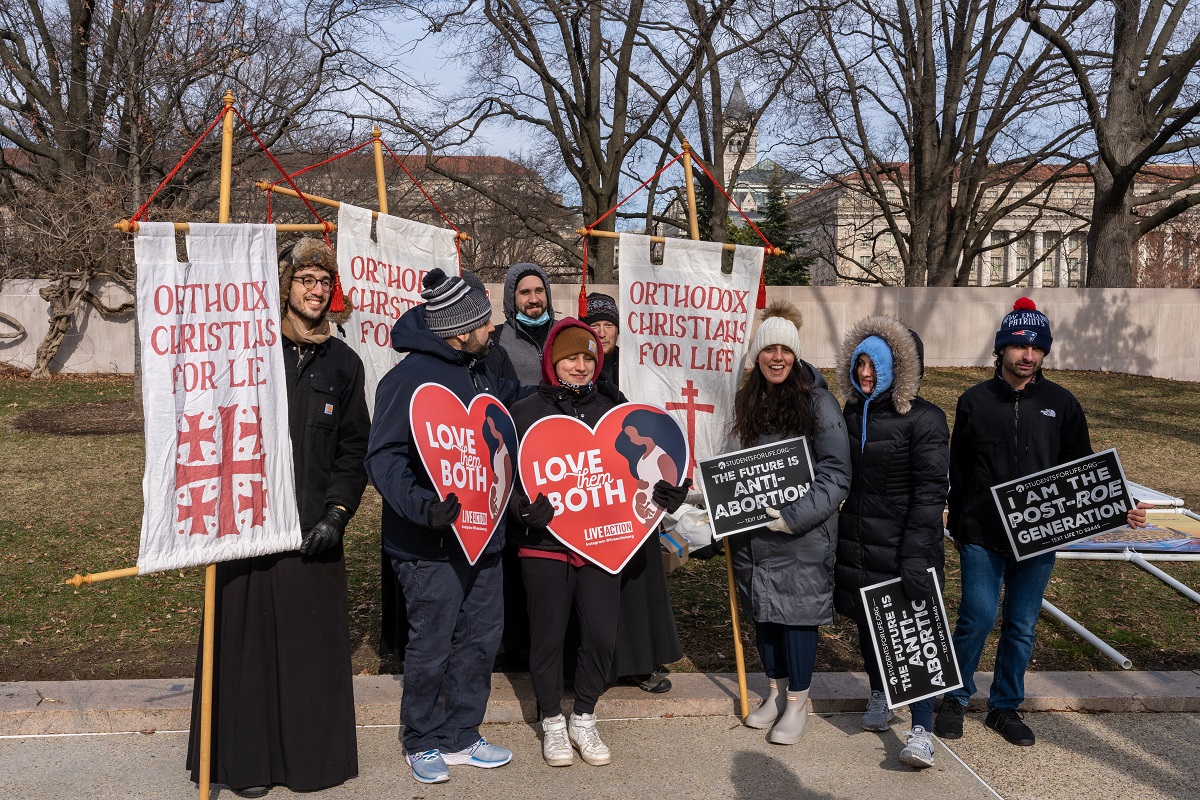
left=723, top=78, right=758, bottom=186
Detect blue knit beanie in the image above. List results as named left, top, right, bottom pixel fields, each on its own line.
left=994, top=297, right=1052, bottom=354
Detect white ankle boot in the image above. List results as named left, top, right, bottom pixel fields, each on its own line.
left=767, top=689, right=810, bottom=744
left=568, top=712, right=611, bottom=766
left=744, top=678, right=788, bottom=729
left=541, top=714, right=573, bottom=767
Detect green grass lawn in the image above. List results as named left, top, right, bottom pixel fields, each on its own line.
left=1, top=366, right=1198, bottom=680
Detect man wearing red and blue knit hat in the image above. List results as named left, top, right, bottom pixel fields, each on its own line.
left=935, top=298, right=1148, bottom=748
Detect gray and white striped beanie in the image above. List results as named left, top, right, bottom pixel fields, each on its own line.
left=421, top=268, right=493, bottom=338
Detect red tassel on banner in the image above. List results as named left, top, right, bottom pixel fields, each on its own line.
left=329, top=273, right=347, bottom=314
left=756, top=267, right=767, bottom=309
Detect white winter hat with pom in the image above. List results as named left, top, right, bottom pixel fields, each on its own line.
left=748, top=300, right=803, bottom=359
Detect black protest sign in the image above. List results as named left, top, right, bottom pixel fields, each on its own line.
left=991, top=449, right=1133, bottom=561
left=698, top=437, right=814, bottom=539
left=860, top=570, right=963, bottom=709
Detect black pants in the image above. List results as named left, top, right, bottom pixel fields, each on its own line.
left=522, top=556, right=621, bottom=718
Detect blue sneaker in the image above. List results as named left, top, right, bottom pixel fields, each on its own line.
left=442, top=737, right=513, bottom=768
left=406, top=749, right=450, bottom=784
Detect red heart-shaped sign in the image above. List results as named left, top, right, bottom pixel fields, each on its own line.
left=409, top=383, right=518, bottom=564
left=518, top=403, right=688, bottom=574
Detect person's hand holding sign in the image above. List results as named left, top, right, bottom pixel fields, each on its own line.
left=764, top=507, right=792, bottom=534
left=1127, top=501, right=1152, bottom=529
left=518, top=493, right=556, bottom=529
left=900, top=559, right=934, bottom=601
left=427, top=494, right=462, bottom=529
left=652, top=478, right=693, bottom=514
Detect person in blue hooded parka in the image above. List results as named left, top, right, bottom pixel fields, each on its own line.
left=834, top=315, right=949, bottom=770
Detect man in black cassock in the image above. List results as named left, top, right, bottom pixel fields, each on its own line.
left=187, top=237, right=370, bottom=798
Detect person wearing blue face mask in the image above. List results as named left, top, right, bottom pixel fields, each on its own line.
left=495, top=263, right=556, bottom=385
left=834, top=315, right=949, bottom=770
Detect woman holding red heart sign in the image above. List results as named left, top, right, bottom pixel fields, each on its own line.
left=727, top=302, right=852, bottom=746
left=509, top=319, right=689, bottom=770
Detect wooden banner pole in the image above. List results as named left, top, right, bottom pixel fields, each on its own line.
left=255, top=182, right=471, bottom=241
left=197, top=89, right=237, bottom=800
left=574, top=227, right=782, bottom=256
left=680, top=140, right=702, bottom=241
left=372, top=126, right=389, bottom=215
left=680, top=137, right=750, bottom=720
left=114, top=219, right=334, bottom=234
left=723, top=539, right=750, bottom=719
left=63, top=567, right=139, bottom=588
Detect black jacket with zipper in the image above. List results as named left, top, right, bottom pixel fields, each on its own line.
left=281, top=334, right=371, bottom=531
left=509, top=379, right=627, bottom=554
left=947, top=369, right=1091, bottom=552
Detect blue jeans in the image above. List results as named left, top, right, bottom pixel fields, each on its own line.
left=946, top=543, right=1055, bottom=710
left=392, top=555, right=504, bottom=754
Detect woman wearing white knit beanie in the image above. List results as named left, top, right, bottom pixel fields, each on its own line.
left=726, top=301, right=852, bottom=745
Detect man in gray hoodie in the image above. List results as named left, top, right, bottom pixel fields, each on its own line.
left=494, top=262, right=555, bottom=384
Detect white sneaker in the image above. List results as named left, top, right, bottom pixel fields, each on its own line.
left=861, top=690, right=895, bottom=731
left=568, top=712, right=612, bottom=766
left=899, top=725, right=936, bottom=769
left=541, top=714, right=573, bottom=767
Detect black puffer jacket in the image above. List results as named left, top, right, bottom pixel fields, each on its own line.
left=947, top=368, right=1091, bottom=552
left=834, top=316, right=949, bottom=624
left=509, top=318, right=627, bottom=553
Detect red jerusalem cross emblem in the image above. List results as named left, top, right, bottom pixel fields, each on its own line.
left=665, top=380, right=714, bottom=480
left=175, top=404, right=268, bottom=537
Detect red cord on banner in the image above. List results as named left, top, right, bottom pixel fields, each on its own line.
left=576, top=152, right=687, bottom=314
left=229, top=108, right=343, bottom=311
left=379, top=143, right=461, bottom=234
left=269, top=140, right=373, bottom=190
left=130, top=107, right=227, bottom=223
left=379, top=143, right=466, bottom=277
left=689, top=153, right=777, bottom=309
left=578, top=265, right=588, bottom=318
left=585, top=153, right=686, bottom=233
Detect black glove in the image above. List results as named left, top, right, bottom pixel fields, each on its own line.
left=652, top=478, right=693, bottom=514
left=427, top=493, right=461, bottom=529
left=900, top=559, right=934, bottom=602
left=300, top=505, right=350, bottom=556
left=518, top=493, right=556, bottom=529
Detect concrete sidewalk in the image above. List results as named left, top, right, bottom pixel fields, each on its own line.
left=3, top=670, right=1199, bottom=736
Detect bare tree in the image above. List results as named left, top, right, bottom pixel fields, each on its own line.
left=1022, top=0, right=1200, bottom=287
left=0, top=0, right=363, bottom=374
left=354, top=0, right=736, bottom=282
left=790, top=0, right=1089, bottom=286
left=631, top=0, right=814, bottom=246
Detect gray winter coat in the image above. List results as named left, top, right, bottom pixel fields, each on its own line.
left=494, top=262, right=555, bottom=384
left=728, top=363, right=852, bottom=626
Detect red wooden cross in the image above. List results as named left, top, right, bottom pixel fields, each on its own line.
left=175, top=404, right=268, bottom=536
left=665, top=379, right=714, bottom=480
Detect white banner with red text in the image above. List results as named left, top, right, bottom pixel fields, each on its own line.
left=337, top=202, right=460, bottom=414
left=134, top=223, right=301, bottom=574
left=617, top=233, right=763, bottom=481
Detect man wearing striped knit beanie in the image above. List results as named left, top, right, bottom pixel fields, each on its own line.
left=367, top=267, right=527, bottom=784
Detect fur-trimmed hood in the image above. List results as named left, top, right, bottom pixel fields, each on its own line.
left=837, top=315, right=923, bottom=414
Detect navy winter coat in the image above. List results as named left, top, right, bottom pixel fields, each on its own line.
left=366, top=305, right=524, bottom=562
